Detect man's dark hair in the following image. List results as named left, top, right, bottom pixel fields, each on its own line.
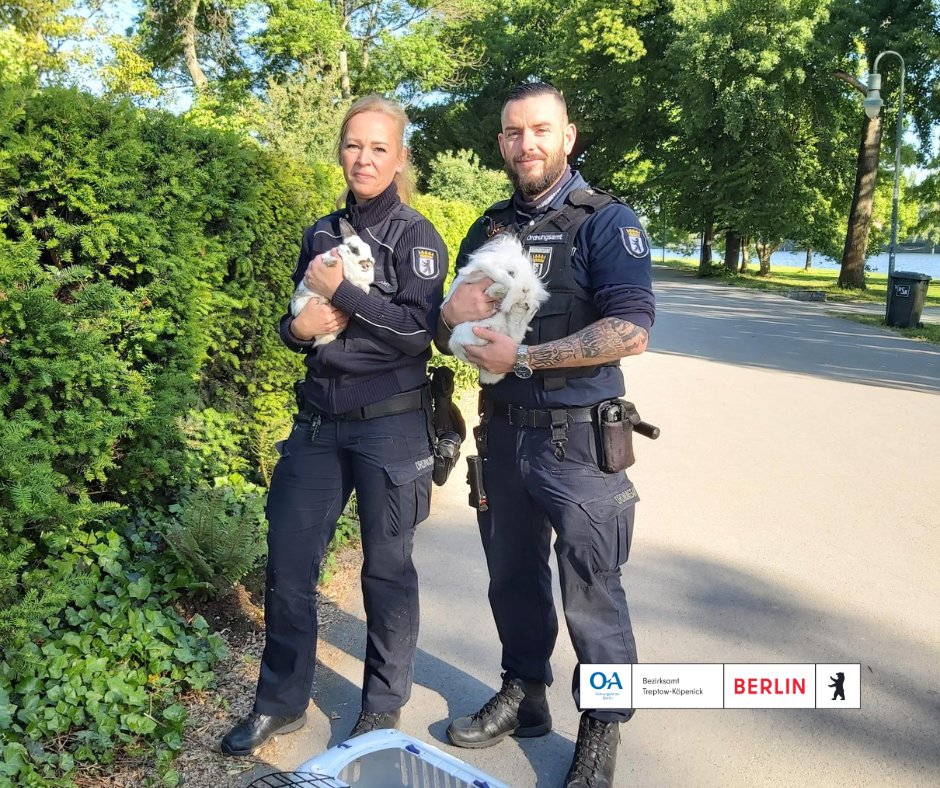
left=502, top=82, right=567, bottom=116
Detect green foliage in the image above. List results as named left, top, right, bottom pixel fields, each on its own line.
left=410, top=192, right=480, bottom=275
left=161, top=476, right=268, bottom=598
left=251, top=64, right=350, bottom=169
left=0, top=529, right=226, bottom=784
left=425, top=150, right=510, bottom=211
left=319, top=495, right=361, bottom=583
left=0, top=1, right=104, bottom=80
left=0, top=544, right=77, bottom=661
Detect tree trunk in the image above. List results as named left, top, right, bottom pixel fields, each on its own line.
left=740, top=236, right=750, bottom=273
left=698, top=219, right=714, bottom=276
left=804, top=247, right=813, bottom=270
left=838, top=114, right=883, bottom=289
left=755, top=240, right=774, bottom=276
left=338, top=45, right=351, bottom=99
left=724, top=230, right=741, bottom=272
left=180, top=0, right=208, bottom=92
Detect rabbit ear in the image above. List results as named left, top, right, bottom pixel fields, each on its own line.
left=339, top=218, right=356, bottom=239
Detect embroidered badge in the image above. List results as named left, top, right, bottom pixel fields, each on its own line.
left=527, top=245, right=553, bottom=280
left=412, top=247, right=439, bottom=279
left=620, top=227, right=650, bottom=258
left=524, top=232, right=566, bottom=244
left=614, top=486, right=638, bottom=506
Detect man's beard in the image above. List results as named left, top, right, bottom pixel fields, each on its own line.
left=505, top=146, right=568, bottom=198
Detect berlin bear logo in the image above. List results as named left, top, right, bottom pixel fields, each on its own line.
left=828, top=672, right=846, bottom=701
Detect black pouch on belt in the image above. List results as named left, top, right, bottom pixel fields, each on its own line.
left=596, top=399, right=636, bottom=472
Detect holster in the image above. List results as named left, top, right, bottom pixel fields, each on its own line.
left=428, top=366, right=466, bottom=486
left=596, top=399, right=638, bottom=472
left=467, top=392, right=494, bottom=510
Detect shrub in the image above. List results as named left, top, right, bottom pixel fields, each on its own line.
left=160, top=476, right=268, bottom=599
left=0, top=529, right=226, bottom=784
left=425, top=149, right=510, bottom=211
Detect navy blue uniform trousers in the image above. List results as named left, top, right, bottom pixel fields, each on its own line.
left=480, top=413, right=639, bottom=722
left=254, top=408, right=432, bottom=717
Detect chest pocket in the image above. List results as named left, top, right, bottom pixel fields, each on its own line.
left=369, top=243, right=399, bottom=298
left=531, top=291, right=574, bottom=344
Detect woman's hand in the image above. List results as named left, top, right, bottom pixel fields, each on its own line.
left=304, top=249, right=345, bottom=299
left=291, top=301, right=349, bottom=340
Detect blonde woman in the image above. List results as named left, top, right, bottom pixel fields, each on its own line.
left=222, top=95, right=447, bottom=756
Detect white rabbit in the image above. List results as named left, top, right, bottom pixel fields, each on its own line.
left=446, top=234, right=549, bottom=384
left=290, top=218, right=375, bottom=346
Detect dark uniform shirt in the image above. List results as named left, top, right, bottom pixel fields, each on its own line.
left=455, top=169, right=654, bottom=408
left=280, top=183, right=448, bottom=414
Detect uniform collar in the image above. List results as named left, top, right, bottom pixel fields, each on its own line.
left=345, top=182, right=400, bottom=231
left=512, top=168, right=585, bottom=219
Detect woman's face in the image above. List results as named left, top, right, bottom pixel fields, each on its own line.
left=340, top=110, right=405, bottom=202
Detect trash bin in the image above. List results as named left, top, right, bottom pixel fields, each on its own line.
left=887, top=271, right=932, bottom=328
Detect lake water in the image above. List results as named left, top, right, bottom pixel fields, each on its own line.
left=653, top=247, right=940, bottom=279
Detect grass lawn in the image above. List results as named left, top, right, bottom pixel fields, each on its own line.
left=657, top=257, right=940, bottom=345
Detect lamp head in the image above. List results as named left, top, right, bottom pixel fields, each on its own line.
left=863, top=92, right=883, bottom=119
left=863, top=70, right=883, bottom=119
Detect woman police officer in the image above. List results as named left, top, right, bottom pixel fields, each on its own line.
left=221, top=95, right=448, bottom=756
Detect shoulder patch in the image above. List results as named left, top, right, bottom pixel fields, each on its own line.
left=620, top=227, right=650, bottom=258
left=412, top=247, right=439, bottom=279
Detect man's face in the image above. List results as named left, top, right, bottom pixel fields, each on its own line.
left=498, top=93, right=576, bottom=198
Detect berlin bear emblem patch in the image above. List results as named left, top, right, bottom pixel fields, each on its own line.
left=412, top=247, right=439, bottom=279
left=620, top=227, right=650, bottom=258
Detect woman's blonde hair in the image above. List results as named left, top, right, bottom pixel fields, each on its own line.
left=337, top=94, right=416, bottom=205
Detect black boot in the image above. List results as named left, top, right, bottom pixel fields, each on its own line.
left=349, top=708, right=401, bottom=738
left=447, top=673, right=552, bottom=749
left=564, top=713, right=620, bottom=788
left=220, top=711, right=306, bottom=756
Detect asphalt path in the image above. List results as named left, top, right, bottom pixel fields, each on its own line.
left=241, top=265, right=940, bottom=787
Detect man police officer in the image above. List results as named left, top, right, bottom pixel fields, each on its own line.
left=436, top=82, right=654, bottom=787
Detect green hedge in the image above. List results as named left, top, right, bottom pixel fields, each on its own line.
left=0, top=83, right=483, bottom=782
left=0, top=84, right=327, bottom=782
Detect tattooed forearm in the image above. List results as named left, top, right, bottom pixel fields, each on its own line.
left=528, top=318, right=648, bottom=370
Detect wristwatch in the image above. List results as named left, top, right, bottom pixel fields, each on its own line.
left=513, top=344, right=533, bottom=379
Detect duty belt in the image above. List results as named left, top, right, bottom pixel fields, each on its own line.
left=505, top=404, right=595, bottom=429
left=316, top=386, right=429, bottom=422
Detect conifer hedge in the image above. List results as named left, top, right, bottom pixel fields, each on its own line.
left=0, top=82, right=479, bottom=782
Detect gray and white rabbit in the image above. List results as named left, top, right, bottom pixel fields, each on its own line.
left=290, top=218, right=375, bottom=346
left=446, top=233, right=549, bottom=384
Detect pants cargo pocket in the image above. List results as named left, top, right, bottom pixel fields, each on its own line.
left=383, top=452, right=434, bottom=533
left=578, top=481, right=640, bottom=571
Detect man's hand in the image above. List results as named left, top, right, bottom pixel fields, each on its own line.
left=463, top=327, right=517, bottom=376
left=304, top=249, right=344, bottom=298
left=442, top=278, right=499, bottom=326
left=291, top=302, right=349, bottom=340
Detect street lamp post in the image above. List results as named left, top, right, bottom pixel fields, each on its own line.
left=863, top=50, right=905, bottom=323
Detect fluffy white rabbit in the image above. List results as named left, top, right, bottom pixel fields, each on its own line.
left=446, top=233, right=549, bottom=384
left=290, top=218, right=374, bottom=346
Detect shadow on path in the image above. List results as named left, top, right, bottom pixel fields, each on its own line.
left=652, top=267, right=940, bottom=394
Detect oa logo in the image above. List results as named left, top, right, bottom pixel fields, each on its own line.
left=590, top=671, right=623, bottom=690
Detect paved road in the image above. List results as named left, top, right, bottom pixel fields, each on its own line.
left=241, top=265, right=940, bottom=787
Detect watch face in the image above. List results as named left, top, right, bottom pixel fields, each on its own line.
left=513, top=363, right=533, bottom=379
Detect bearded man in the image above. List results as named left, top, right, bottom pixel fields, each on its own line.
left=435, top=82, right=655, bottom=788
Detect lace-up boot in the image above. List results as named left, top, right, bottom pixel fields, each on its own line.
left=349, top=708, right=401, bottom=738
left=564, top=712, right=620, bottom=787
left=446, top=673, right=551, bottom=749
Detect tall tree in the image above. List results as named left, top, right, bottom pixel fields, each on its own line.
left=255, top=0, right=481, bottom=100
left=0, top=0, right=103, bottom=80
left=135, top=0, right=252, bottom=94
left=826, top=0, right=940, bottom=288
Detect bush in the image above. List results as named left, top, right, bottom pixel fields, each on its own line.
left=425, top=149, right=510, bottom=211
left=0, top=529, right=226, bottom=785
left=160, top=476, right=268, bottom=599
